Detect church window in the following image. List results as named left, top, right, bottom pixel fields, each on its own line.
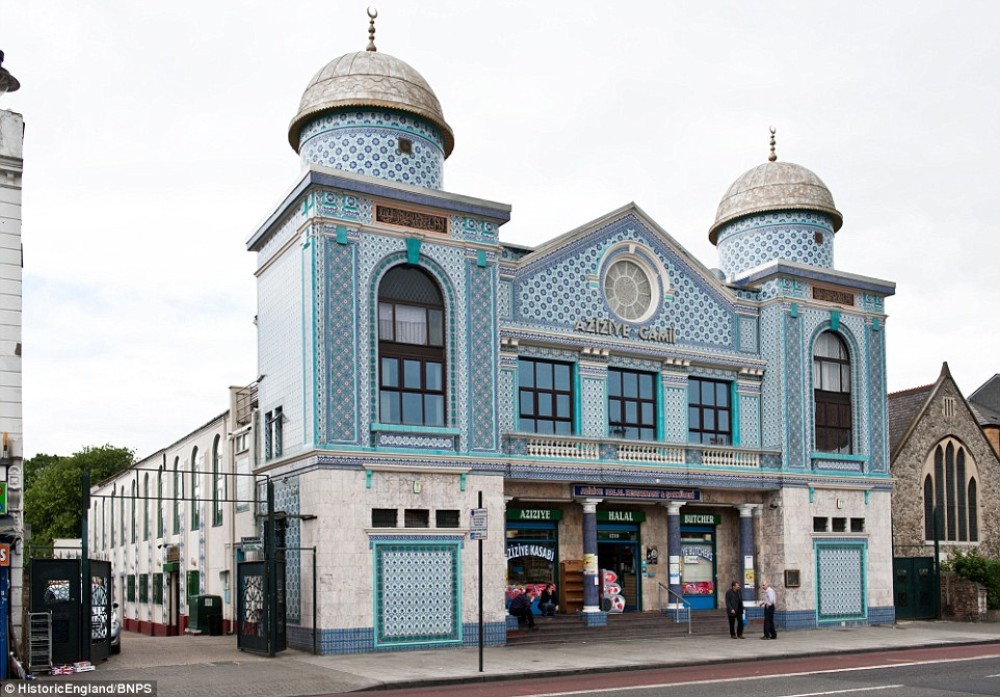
left=813, top=331, right=852, bottom=454
left=378, top=266, right=446, bottom=427
left=922, top=437, right=978, bottom=542
left=518, top=358, right=574, bottom=435
left=688, top=377, right=732, bottom=445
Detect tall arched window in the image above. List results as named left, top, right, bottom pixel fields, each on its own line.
left=131, top=480, right=137, bottom=543
left=143, top=473, right=149, bottom=541
left=377, top=266, right=446, bottom=427
left=813, top=331, right=852, bottom=454
left=922, top=437, right=979, bottom=542
left=191, top=446, right=201, bottom=530
left=120, top=486, right=125, bottom=545
left=157, top=466, right=164, bottom=538
left=212, top=435, right=224, bottom=527
left=173, top=457, right=182, bottom=534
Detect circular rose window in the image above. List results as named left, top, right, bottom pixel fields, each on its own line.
left=604, top=259, right=655, bottom=321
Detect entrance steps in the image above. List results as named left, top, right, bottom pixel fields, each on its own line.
left=507, top=609, right=730, bottom=646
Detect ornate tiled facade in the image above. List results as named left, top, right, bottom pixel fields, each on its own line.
left=90, top=22, right=901, bottom=660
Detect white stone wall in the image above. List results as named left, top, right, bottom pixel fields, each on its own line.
left=0, top=108, right=23, bottom=655
left=764, top=485, right=893, bottom=615
left=300, top=468, right=507, bottom=631
left=256, top=221, right=306, bottom=458
left=90, top=409, right=257, bottom=630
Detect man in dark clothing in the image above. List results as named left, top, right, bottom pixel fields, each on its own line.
left=725, top=581, right=744, bottom=638
left=509, top=589, right=537, bottom=630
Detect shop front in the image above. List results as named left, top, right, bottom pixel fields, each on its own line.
left=505, top=508, right=561, bottom=606
left=596, top=509, right=642, bottom=611
left=680, top=513, right=720, bottom=610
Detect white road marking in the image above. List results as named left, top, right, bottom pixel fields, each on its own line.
left=777, top=686, right=902, bottom=697
left=530, top=653, right=1000, bottom=697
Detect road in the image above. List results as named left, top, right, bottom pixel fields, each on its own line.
left=366, top=644, right=1000, bottom=697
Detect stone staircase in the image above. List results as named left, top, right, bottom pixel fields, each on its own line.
left=507, top=609, right=731, bottom=646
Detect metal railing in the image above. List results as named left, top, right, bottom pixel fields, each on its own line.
left=657, top=582, right=692, bottom=634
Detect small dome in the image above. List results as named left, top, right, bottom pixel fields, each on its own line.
left=709, top=161, right=842, bottom=244
left=288, top=50, right=454, bottom=157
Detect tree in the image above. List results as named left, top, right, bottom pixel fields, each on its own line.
left=24, top=445, right=134, bottom=551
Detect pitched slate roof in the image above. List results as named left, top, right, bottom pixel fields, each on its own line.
left=888, top=384, right=934, bottom=456
left=968, top=374, right=1000, bottom=427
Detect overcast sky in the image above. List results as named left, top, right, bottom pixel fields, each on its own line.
left=4, top=1, right=999, bottom=460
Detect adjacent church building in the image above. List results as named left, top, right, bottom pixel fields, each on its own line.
left=91, top=13, right=897, bottom=654
left=888, top=365, right=1000, bottom=619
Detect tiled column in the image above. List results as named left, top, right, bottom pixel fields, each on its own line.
left=666, top=502, right=683, bottom=604
left=739, top=503, right=755, bottom=602
left=581, top=498, right=602, bottom=613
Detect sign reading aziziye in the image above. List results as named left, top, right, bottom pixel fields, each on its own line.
left=574, top=317, right=675, bottom=343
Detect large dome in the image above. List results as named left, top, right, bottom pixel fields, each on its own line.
left=709, top=161, right=842, bottom=244
left=288, top=50, right=455, bottom=157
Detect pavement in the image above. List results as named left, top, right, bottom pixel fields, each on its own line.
left=24, top=620, right=1000, bottom=697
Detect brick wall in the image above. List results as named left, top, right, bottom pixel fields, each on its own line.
left=940, top=572, right=987, bottom=621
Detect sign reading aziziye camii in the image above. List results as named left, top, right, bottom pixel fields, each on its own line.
left=574, top=317, right=676, bottom=343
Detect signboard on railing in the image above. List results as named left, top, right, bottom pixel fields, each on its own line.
left=573, top=485, right=700, bottom=501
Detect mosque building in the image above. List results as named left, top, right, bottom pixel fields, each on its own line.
left=91, top=11, right=896, bottom=654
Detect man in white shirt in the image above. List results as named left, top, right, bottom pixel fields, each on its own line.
left=761, top=581, right=777, bottom=639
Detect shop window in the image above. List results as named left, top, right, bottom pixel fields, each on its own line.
left=923, top=437, right=979, bottom=542
left=436, top=510, right=460, bottom=528
left=378, top=266, right=446, bottom=427
left=813, top=331, right=852, bottom=453
left=688, top=377, right=732, bottom=445
left=505, top=526, right=558, bottom=591
left=404, top=509, right=430, bottom=528
left=518, top=358, right=574, bottom=435
left=850, top=518, right=865, bottom=533
left=832, top=517, right=847, bottom=533
left=813, top=517, right=828, bottom=532
left=608, top=367, right=657, bottom=440
left=372, top=508, right=398, bottom=528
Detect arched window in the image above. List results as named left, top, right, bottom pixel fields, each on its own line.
left=120, top=486, right=125, bottom=545
left=377, top=266, right=446, bottom=426
left=813, top=331, right=852, bottom=454
left=191, top=446, right=201, bottom=530
left=212, top=435, right=224, bottom=527
left=173, top=457, right=182, bottom=534
left=143, top=473, right=150, bottom=541
left=922, top=437, right=979, bottom=542
left=157, top=466, right=164, bottom=538
left=131, top=480, right=137, bottom=543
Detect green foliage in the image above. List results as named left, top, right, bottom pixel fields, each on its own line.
left=24, top=445, right=134, bottom=551
left=943, top=549, right=1000, bottom=610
